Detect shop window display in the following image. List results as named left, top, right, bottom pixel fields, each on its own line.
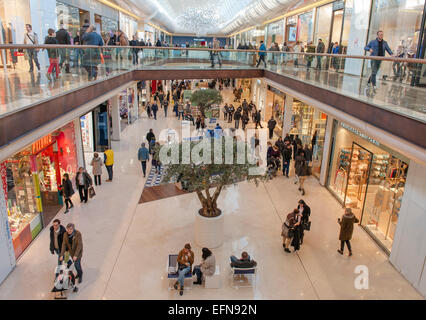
left=265, top=86, right=285, bottom=136
left=297, top=10, right=314, bottom=45
left=327, top=122, right=409, bottom=253
left=1, top=151, right=42, bottom=259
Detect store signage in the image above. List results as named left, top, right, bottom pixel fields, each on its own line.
left=333, top=0, right=345, bottom=11
left=340, top=123, right=380, bottom=146
left=32, top=135, right=52, bottom=154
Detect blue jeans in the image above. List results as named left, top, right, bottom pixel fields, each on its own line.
left=193, top=265, right=202, bottom=283
left=283, top=161, right=290, bottom=176
left=230, top=255, right=250, bottom=263
left=369, top=60, right=382, bottom=86
left=178, top=111, right=184, bottom=119
left=141, top=161, right=147, bottom=176
left=106, top=165, right=113, bottom=180
left=178, top=266, right=190, bottom=287
left=164, top=107, right=168, bottom=117
left=73, top=258, right=83, bottom=279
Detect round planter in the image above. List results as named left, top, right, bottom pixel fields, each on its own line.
left=195, top=209, right=224, bottom=248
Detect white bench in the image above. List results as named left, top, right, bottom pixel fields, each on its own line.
left=204, top=265, right=221, bottom=289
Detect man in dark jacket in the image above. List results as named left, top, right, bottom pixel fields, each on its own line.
left=146, top=129, right=155, bottom=144
left=228, top=104, right=235, bottom=123
left=255, top=110, right=263, bottom=128
left=75, top=167, right=93, bottom=203
left=282, top=143, right=292, bottom=178
left=151, top=102, right=158, bottom=120
left=56, top=22, right=71, bottom=73
left=50, top=219, right=66, bottom=260
left=60, top=223, right=84, bottom=283
left=130, top=35, right=140, bottom=65
left=275, top=137, right=285, bottom=153
left=316, top=39, right=325, bottom=70
left=267, top=116, right=277, bottom=139
left=234, top=108, right=242, bottom=129
left=230, top=252, right=257, bottom=268
left=79, top=19, right=90, bottom=41
left=303, top=144, right=313, bottom=165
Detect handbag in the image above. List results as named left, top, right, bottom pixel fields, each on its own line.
left=88, top=186, right=96, bottom=198
left=302, top=221, right=311, bottom=231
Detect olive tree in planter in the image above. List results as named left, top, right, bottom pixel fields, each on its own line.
left=190, top=89, right=223, bottom=118
left=162, top=137, right=266, bottom=248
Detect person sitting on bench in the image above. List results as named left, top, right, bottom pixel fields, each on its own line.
left=230, top=251, right=257, bottom=268
left=192, top=248, right=216, bottom=285
left=174, top=243, right=194, bottom=296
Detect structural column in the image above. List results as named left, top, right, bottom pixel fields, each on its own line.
left=73, top=118, right=85, bottom=168
left=259, top=79, right=267, bottom=121
left=133, top=82, right=139, bottom=121
left=111, top=95, right=121, bottom=141
left=282, top=95, right=293, bottom=137
left=319, top=116, right=335, bottom=186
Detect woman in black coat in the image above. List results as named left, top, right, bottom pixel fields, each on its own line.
left=62, top=173, right=74, bottom=213
left=297, top=199, right=311, bottom=244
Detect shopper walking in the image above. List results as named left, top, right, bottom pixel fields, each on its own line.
left=178, top=103, right=184, bottom=120
left=295, top=151, right=308, bottom=195
left=364, top=31, right=393, bottom=90
left=73, top=31, right=82, bottom=67
left=75, top=167, right=93, bottom=203
left=115, top=30, right=129, bottom=64
left=81, top=25, right=104, bottom=81
left=234, top=107, right=242, bottom=129
left=282, top=209, right=299, bottom=253
left=90, top=152, right=103, bottom=186
left=130, top=35, right=140, bottom=65
left=267, top=116, right=277, bottom=139
left=59, top=223, right=84, bottom=283
left=174, top=243, right=194, bottom=296
left=316, top=39, right=325, bottom=70
left=193, top=248, right=216, bottom=285
left=298, top=199, right=311, bottom=244
left=50, top=219, right=66, bottom=260
left=24, top=24, right=40, bottom=72
left=228, top=104, right=235, bottom=123
left=56, top=21, right=71, bottom=73
left=255, top=110, right=263, bottom=129
left=282, top=142, right=292, bottom=178
left=337, top=208, right=359, bottom=256
left=103, top=147, right=114, bottom=182
left=256, top=40, right=267, bottom=68
left=151, top=101, right=158, bottom=120
left=138, top=143, right=150, bottom=177
left=44, top=28, right=60, bottom=81
left=61, top=173, right=74, bottom=213
left=163, top=99, right=169, bottom=117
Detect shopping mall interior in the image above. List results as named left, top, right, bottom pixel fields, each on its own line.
left=0, top=0, right=425, bottom=301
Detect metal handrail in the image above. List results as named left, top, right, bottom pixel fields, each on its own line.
left=0, top=44, right=425, bottom=64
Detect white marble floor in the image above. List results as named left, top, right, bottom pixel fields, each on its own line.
left=0, top=90, right=423, bottom=300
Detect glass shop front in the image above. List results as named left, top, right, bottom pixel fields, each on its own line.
left=326, top=120, right=409, bottom=253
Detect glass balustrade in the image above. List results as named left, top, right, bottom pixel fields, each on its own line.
left=0, top=45, right=425, bottom=123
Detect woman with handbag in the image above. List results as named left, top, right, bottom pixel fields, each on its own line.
left=282, top=209, right=299, bottom=253
left=61, top=173, right=74, bottom=214
left=295, top=151, right=309, bottom=195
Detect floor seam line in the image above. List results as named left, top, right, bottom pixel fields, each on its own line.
left=100, top=171, right=147, bottom=298
left=262, top=181, right=321, bottom=300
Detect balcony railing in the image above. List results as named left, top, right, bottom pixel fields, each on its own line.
left=1, top=44, right=426, bottom=122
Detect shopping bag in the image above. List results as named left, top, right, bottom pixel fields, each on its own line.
left=100, top=53, right=105, bottom=64
left=88, top=186, right=96, bottom=198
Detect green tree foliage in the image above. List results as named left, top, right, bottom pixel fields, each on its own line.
left=162, top=137, right=267, bottom=217
left=190, top=89, right=223, bottom=117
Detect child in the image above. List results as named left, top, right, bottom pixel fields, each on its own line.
left=44, top=28, right=60, bottom=80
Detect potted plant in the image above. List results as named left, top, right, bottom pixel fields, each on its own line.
left=162, top=138, right=266, bottom=248
left=190, top=89, right=223, bottom=118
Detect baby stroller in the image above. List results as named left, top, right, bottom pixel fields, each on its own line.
left=267, top=156, right=280, bottom=179
left=51, top=259, right=78, bottom=299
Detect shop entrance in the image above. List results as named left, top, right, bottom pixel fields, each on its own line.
left=343, top=143, right=372, bottom=220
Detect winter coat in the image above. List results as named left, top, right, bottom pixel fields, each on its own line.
left=62, top=178, right=74, bottom=198
left=234, top=110, right=242, bottom=120
left=75, top=171, right=93, bottom=189
left=200, top=254, right=216, bottom=276
left=338, top=213, right=359, bottom=241
left=146, top=131, right=155, bottom=143
left=90, top=156, right=103, bottom=176
left=268, top=119, right=277, bottom=129
left=56, top=29, right=71, bottom=45
left=117, top=32, right=129, bottom=46
left=50, top=225, right=66, bottom=253
left=60, top=230, right=83, bottom=259
left=295, top=155, right=308, bottom=176
left=364, top=38, right=393, bottom=57
left=283, top=147, right=292, bottom=163
left=297, top=204, right=311, bottom=223
left=44, top=36, right=59, bottom=59
left=275, top=139, right=285, bottom=153
left=230, top=258, right=257, bottom=268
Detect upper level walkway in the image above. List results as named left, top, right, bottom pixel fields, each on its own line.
left=1, top=45, right=426, bottom=152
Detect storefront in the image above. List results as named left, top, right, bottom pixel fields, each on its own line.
left=0, top=122, right=79, bottom=259
left=289, top=99, right=328, bottom=178
left=266, top=20, right=284, bottom=47
left=80, top=103, right=112, bottom=154
left=326, top=120, right=409, bottom=253
left=119, top=12, right=137, bottom=38
left=265, top=85, right=285, bottom=136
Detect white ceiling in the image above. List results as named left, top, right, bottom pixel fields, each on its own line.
left=124, top=0, right=310, bottom=35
